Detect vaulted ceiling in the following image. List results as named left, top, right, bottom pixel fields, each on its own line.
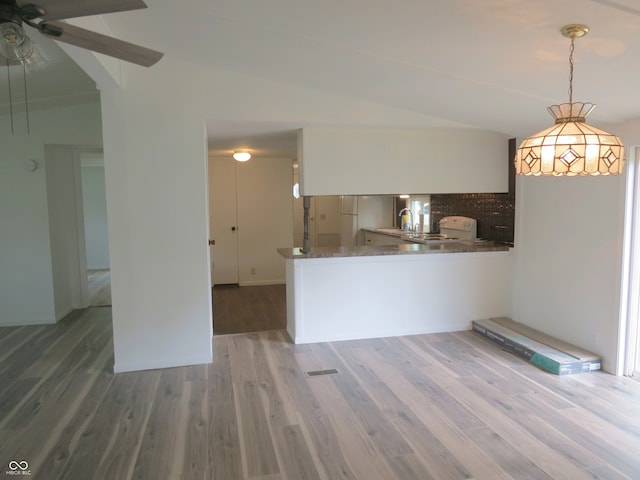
left=3, top=0, right=639, bottom=156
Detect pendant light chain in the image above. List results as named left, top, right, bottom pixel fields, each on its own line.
left=7, top=57, right=14, bottom=134
left=4, top=60, right=31, bottom=134
left=568, top=36, right=575, bottom=105
left=23, top=63, right=29, bottom=133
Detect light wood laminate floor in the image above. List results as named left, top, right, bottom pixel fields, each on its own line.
left=1, top=307, right=640, bottom=479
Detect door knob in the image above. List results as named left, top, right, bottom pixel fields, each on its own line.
left=208, top=239, right=215, bottom=246
left=231, top=226, right=237, bottom=231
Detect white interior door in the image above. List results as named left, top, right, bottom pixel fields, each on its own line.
left=209, top=158, right=239, bottom=284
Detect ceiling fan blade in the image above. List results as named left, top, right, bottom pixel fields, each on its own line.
left=41, top=21, right=163, bottom=67
left=17, top=0, right=148, bottom=21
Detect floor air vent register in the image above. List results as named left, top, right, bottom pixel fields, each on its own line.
left=305, top=369, right=339, bottom=377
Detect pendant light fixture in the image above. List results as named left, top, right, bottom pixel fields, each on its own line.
left=515, top=24, right=624, bottom=176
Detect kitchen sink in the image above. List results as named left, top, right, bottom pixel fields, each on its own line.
left=417, top=234, right=445, bottom=239
left=402, top=233, right=456, bottom=240
left=402, top=233, right=460, bottom=244
left=372, top=228, right=460, bottom=244
left=375, top=228, right=403, bottom=235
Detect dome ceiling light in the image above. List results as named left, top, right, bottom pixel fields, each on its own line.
left=233, top=151, right=251, bottom=162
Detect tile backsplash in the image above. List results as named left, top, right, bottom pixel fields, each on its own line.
left=431, top=192, right=515, bottom=245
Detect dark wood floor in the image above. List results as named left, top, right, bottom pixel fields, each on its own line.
left=212, top=284, right=286, bottom=335
left=2, top=306, right=640, bottom=479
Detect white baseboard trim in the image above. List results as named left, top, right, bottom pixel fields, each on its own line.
left=293, top=323, right=471, bottom=345
left=113, top=353, right=213, bottom=373
left=239, top=279, right=285, bottom=287
left=56, top=306, right=74, bottom=322
left=0, top=317, right=57, bottom=327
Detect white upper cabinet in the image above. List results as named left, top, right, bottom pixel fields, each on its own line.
left=298, top=127, right=509, bottom=196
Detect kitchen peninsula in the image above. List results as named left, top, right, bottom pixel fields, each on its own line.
left=278, top=241, right=511, bottom=344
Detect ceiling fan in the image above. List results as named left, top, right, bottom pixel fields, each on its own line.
left=0, top=0, right=163, bottom=68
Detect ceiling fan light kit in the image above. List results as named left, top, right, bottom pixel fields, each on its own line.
left=515, top=24, right=625, bottom=176
left=0, top=21, right=32, bottom=59
left=1, top=0, right=164, bottom=134
left=0, top=0, right=163, bottom=68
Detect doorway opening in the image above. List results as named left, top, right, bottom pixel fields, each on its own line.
left=207, top=153, right=293, bottom=335
left=45, top=145, right=109, bottom=318
left=80, top=151, right=111, bottom=307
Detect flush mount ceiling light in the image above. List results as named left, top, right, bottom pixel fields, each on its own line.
left=515, top=24, right=624, bottom=176
left=233, top=151, right=251, bottom=162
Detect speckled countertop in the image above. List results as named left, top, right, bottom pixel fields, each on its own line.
left=277, top=241, right=509, bottom=259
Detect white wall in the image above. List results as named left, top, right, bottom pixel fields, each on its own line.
left=616, top=118, right=640, bottom=147
left=298, top=127, right=509, bottom=195
left=100, top=56, right=476, bottom=372
left=81, top=164, right=110, bottom=269
left=511, top=119, right=640, bottom=373
left=0, top=101, right=102, bottom=327
left=512, top=169, right=627, bottom=373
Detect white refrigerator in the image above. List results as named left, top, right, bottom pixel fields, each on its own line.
left=339, top=195, right=395, bottom=246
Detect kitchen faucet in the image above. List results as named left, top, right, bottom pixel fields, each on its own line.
left=398, top=208, right=414, bottom=231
